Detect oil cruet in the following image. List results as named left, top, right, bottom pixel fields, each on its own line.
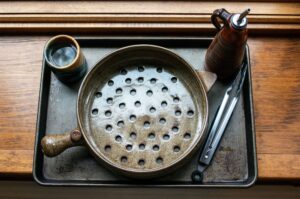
left=205, top=8, right=250, bottom=80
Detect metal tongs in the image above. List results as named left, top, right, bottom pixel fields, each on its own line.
left=192, top=61, right=248, bottom=183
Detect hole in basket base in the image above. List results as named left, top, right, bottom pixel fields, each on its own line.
left=153, top=145, right=159, bottom=151
left=138, top=66, right=144, bottom=72
left=115, top=135, right=122, bottom=142
left=173, top=146, right=180, bottom=152
left=146, top=90, right=153, bottom=96
left=139, top=143, right=145, bottom=150
left=129, top=115, right=136, bottom=121
left=159, top=118, right=166, bottom=124
left=173, top=97, right=180, bottom=103
left=120, top=156, right=128, bottom=163
left=92, top=109, right=98, bottom=115
left=187, top=110, right=194, bottom=117
left=138, top=159, right=145, bottom=166
left=119, top=103, right=126, bottom=109
left=150, top=107, right=156, bottom=113
left=116, top=88, right=123, bottom=94
left=172, top=126, right=179, bottom=133
left=105, top=125, right=112, bottom=131
left=107, top=98, right=113, bottom=104
left=150, top=78, right=157, bottom=84
left=104, top=145, right=111, bottom=152
left=156, top=67, right=163, bottom=73
left=148, top=132, right=155, bottom=139
left=135, top=101, right=141, bottom=107
left=120, top=69, right=127, bottom=75
left=144, top=121, right=150, bottom=128
left=171, top=77, right=177, bottom=83
left=125, top=78, right=132, bottom=84
left=184, top=132, right=191, bottom=140
left=156, top=157, right=163, bottom=164
left=126, top=144, right=133, bottom=151
left=130, top=89, right=137, bottom=96
left=161, top=101, right=167, bottom=108
left=162, top=86, right=168, bottom=92
left=175, top=110, right=182, bottom=116
left=138, top=77, right=144, bottom=83
left=130, top=132, right=137, bottom=139
left=95, top=92, right=102, bottom=98
left=105, top=110, right=112, bottom=117
left=108, top=80, right=114, bottom=86
left=117, top=120, right=125, bottom=127
left=163, top=134, right=170, bottom=140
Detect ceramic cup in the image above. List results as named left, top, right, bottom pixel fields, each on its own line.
left=44, top=35, right=87, bottom=83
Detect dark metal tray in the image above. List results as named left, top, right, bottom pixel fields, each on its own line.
left=33, top=37, right=257, bottom=187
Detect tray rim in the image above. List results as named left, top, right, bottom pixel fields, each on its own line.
left=33, top=36, right=257, bottom=188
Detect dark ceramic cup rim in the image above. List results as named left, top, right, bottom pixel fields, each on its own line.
left=44, top=35, right=81, bottom=71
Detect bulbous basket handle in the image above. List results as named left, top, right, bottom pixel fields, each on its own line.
left=211, top=8, right=231, bottom=30
left=41, top=129, right=83, bottom=157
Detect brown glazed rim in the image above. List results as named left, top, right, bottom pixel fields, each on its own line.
left=77, top=44, right=209, bottom=176
left=44, top=35, right=81, bottom=71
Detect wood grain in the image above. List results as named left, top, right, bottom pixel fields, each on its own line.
left=1, top=1, right=299, bottom=14
left=0, top=14, right=299, bottom=24
left=0, top=37, right=45, bottom=135
left=0, top=23, right=299, bottom=35
left=258, top=154, right=300, bottom=180
left=248, top=37, right=300, bottom=156
left=0, top=36, right=299, bottom=180
left=0, top=150, right=33, bottom=175
left=0, top=1, right=299, bottom=34
left=0, top=37, right=47, bottom=175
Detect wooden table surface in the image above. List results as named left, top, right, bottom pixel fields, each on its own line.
left=0, top=36, right=299, bottom=181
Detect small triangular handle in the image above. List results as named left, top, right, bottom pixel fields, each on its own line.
left=196, top=70, right=217, bottom=93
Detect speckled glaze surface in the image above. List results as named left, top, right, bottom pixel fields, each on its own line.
left=77, top=45, right=208, bottom=178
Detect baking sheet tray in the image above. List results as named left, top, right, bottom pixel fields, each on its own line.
left=33, top=37, right=257, bottom=187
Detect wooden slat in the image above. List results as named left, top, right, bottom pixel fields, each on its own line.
left=0, top=1, right=299, bottom=15
left=0, top=14, right=299, bottom=24
left=0, top=1, right=300, bottom=34
left=0, top=23, right=299, bottom=35
left=0, top=1, right=299, bottom=34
